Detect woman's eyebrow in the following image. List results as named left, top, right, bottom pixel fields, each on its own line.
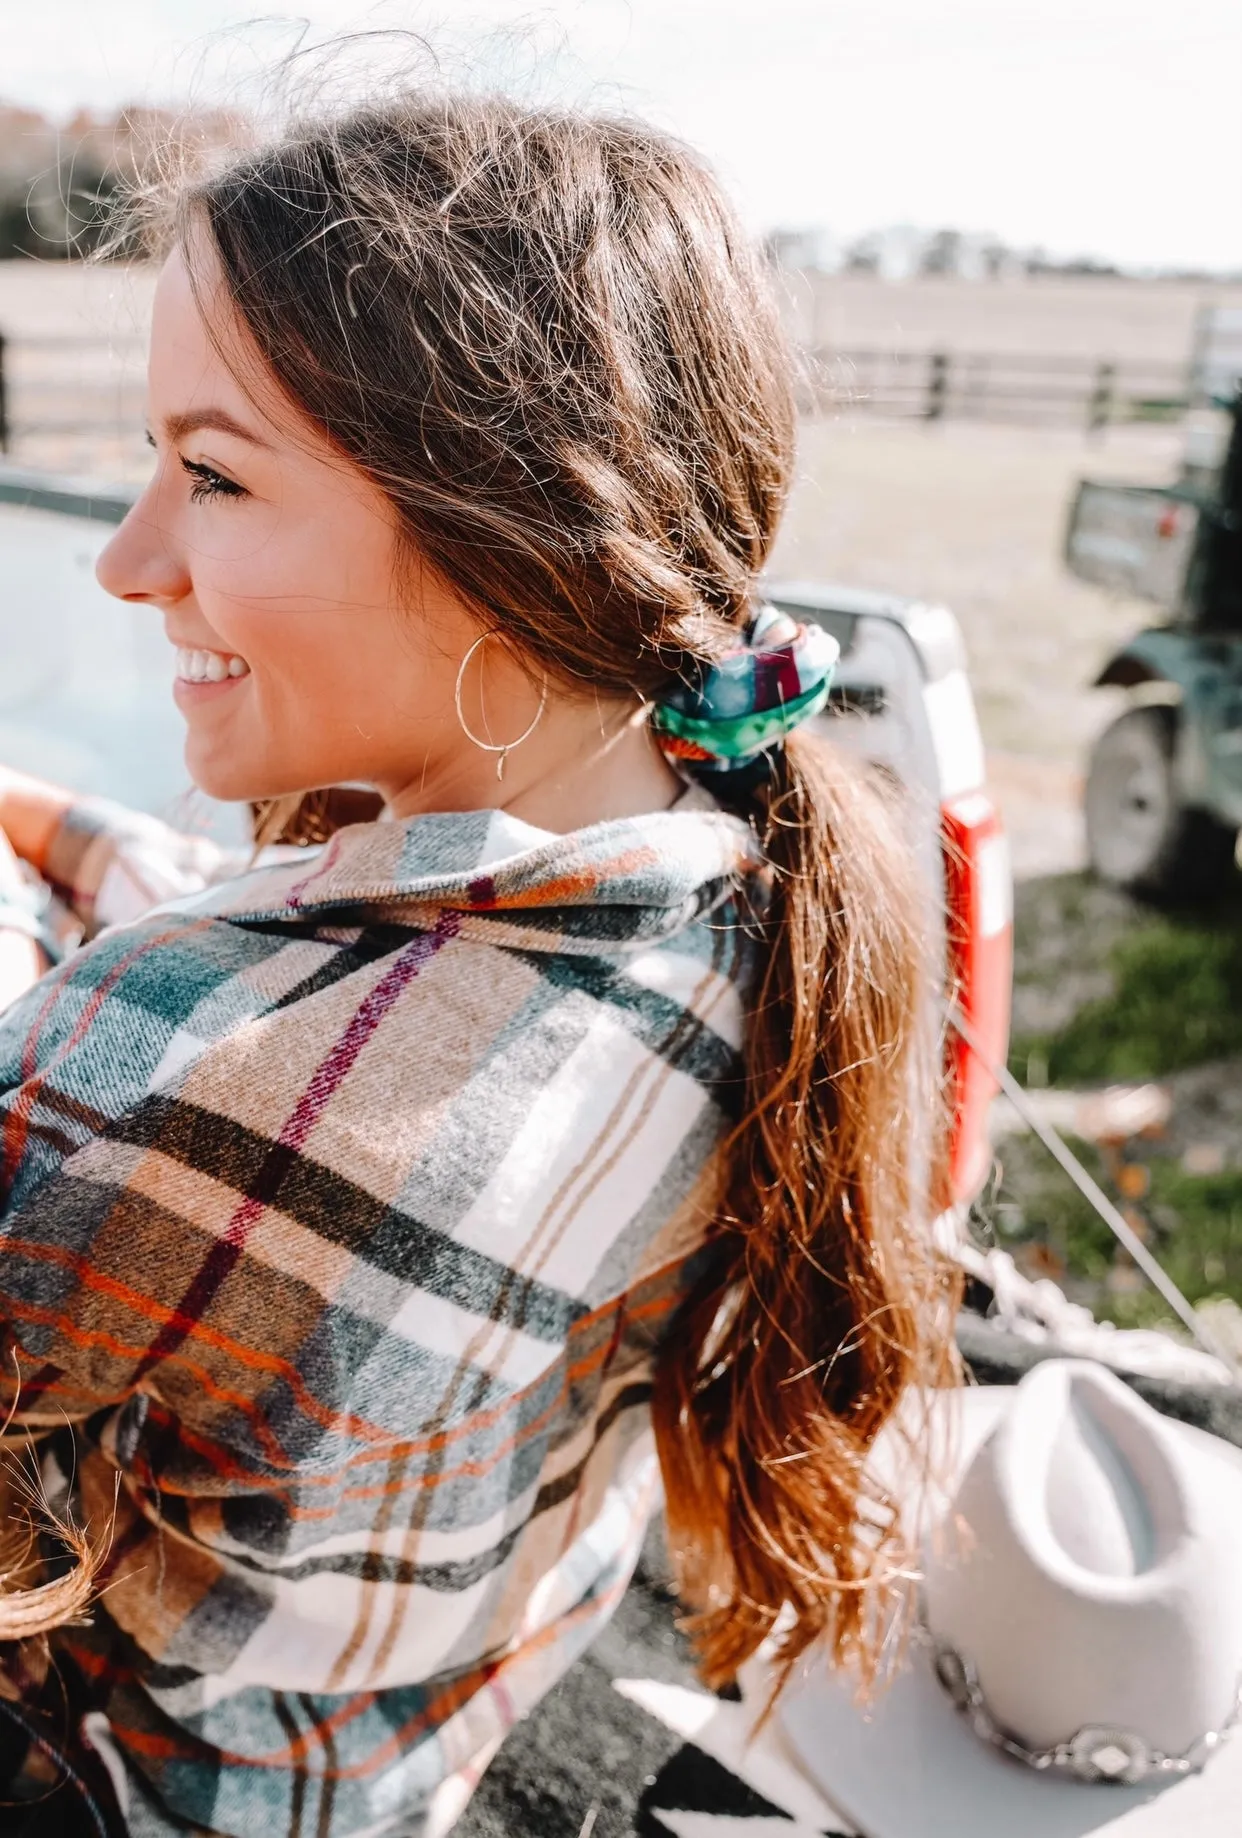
left=149, top=409, right=275, bottom=450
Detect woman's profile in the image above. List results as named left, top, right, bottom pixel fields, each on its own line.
left=0, top=72, right=956, bottom=1838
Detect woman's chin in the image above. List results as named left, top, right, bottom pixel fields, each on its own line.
left=183, top=744, right=282, bottom=808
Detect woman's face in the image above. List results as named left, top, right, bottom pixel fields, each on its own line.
left=96, top=232, right=498, bottom=809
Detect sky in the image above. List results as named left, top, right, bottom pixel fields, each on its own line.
left=3, top=0, right=1240, bottom=271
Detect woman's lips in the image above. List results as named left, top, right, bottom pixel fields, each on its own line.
left=173, top=674, right=246, bottom=707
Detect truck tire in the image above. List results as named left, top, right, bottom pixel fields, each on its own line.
left=1084, top=704, right=1239, bottom=900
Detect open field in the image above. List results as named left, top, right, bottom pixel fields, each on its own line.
left=0, top=256, right=157, bottom=337
left=781, top=270, right=1242, bottom=360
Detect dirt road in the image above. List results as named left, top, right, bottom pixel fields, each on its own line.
left=773, top=416, right=1186, bottom=874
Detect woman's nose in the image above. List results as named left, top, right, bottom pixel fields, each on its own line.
left=95, top=486, right=192, bottom=607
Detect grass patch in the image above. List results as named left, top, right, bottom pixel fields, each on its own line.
left=1146, top=1162, right=1242, bottom=1303
left=1002, top=873, right=1242, bottom=1332
left=1009, top=902, right=1242, bottom=1085
left=989, top=1131, right=1242, bottom=1328
left=1121, top=397, right=1190, bottom=424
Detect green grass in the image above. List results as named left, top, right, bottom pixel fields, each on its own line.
left=989, top=1133, right=1242, bottom=1329
left=1009, top=906, right=1242, bottom=1086
left=1121, top=397, right=1191, bottom=424
left=998, top=875, right=1242, bottom=1332
left=1148, top=1162, right=1242, bottom=1299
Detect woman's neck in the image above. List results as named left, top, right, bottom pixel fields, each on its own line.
left=379, top=698, right=685, bottom=833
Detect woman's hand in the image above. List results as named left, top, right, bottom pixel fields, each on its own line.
left=0, top=765, right=74, bottom=873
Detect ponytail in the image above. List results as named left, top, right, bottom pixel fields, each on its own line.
left=652, top=732, right=961, bottom=1693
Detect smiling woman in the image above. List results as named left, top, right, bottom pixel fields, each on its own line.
left=0, top=78, right=955, bottom=1838
left=101, top=226, right=679, bottom=834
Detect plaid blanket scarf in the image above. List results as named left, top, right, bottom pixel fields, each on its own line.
left=0, top=787, right=761, bottom=1836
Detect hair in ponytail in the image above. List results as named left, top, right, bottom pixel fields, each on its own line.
left=131, top=75, right=959, bottom=1696
left=653, top=734, right=958, bottom=1692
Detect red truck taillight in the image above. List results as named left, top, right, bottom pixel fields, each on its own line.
left=941, top=791, right=1013, bottom=1204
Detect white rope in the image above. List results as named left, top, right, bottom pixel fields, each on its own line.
left=955, top=1239, right=1234, bottom=1386
left=949, top=1005, right=1239, bottom=1377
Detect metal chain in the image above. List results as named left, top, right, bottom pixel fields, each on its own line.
left=926, top=1631, right=1242, bottom=1785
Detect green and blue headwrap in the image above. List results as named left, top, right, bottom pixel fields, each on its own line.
left=651, top=602, right=839, bottom=780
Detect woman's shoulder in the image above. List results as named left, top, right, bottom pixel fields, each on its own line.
left=0, top=802, right=754, bottom=1471
left=0, top=800, right=759, bottom=1205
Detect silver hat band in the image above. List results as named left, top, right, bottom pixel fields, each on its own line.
left=926, top=1635, right=1242, bottom=1786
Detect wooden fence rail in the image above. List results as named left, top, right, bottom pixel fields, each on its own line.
left=797, top=347, right=1191, bottom=431
left=0, top=330, right=1196, bottom=468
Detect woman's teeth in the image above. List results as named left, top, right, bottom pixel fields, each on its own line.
left=176, top=647, right=250, bottom=684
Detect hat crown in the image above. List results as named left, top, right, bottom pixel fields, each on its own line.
left=1041, top=1383, right=1158, bottom=1576
left=922, top=1361, right=1242, bottom=1757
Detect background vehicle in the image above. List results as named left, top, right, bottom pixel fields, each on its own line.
left=769, top=580, right=1012, bottom=1203
left=1065, top=307, right=1242, bottom=898
left=0, top=468, right=1012, bottom=1209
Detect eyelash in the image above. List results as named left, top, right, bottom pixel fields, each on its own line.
left=180, top=456, right=248, bottom=504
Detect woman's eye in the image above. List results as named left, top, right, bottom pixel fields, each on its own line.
left=179, top=456, right=248, bottom=503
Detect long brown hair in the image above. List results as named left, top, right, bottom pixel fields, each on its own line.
left=121, top=89, right=958, bottom=1692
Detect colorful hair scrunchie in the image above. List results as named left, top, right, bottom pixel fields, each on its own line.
left=651, top=602, right=839, bottom=778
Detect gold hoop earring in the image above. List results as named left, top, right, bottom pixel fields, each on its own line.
left=454, top=631, right=548, bottom=781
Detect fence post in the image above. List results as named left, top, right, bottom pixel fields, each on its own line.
left=1088, top=361, right=1115, bottom=438
left=0, top=331, right=8, bottom=455
left=925, top=350, right=949, bottom=422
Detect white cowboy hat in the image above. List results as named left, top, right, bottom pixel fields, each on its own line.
left=777, top=1358, right=1242, bottom=1837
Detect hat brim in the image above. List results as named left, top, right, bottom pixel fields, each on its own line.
left=776, top=1387, right=1242, bottom=1838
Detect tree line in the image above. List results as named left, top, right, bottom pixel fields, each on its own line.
left=0, top=102, right=239, bottom=260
